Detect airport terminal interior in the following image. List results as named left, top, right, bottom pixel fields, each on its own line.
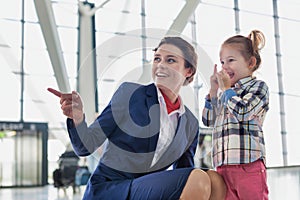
left=0, top=0, right=300, bottom=199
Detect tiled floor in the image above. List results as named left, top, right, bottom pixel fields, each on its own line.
left=0, top=185, right=85, bottom=200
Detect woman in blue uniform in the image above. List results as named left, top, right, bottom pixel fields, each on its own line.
left=48, top=36, right=226, bottom=200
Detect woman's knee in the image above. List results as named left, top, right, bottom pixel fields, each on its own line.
left=191, top=169, right=211, bottom=193
left=206, top=170, right=227, bottom=200
left=180, top=169, right=211, bottom=200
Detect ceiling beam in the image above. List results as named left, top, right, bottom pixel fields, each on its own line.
left=33, top=0, right=70, bottom=92
left=167, top=0, right=201, bottom=35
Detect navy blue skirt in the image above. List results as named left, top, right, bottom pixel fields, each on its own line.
left=83, top=166, right=194, bottom=200
left=129, top=167, right=194, bottom=200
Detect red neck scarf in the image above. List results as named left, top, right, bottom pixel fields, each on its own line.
left=161, top=91, right=181, bottom=114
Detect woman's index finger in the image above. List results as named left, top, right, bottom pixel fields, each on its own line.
left=47, top=88, right=62, bottom=98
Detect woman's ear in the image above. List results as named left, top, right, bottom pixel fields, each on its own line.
left=185, top=68, right=193, bottom=78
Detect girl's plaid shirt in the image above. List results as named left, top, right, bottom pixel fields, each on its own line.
left=202, top=76, right=269, bottom=167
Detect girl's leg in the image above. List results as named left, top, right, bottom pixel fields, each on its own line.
left=217, top=160, right=268, bottom=200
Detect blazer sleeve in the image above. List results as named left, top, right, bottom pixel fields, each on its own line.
left=66, top=83, right=130, bottom=156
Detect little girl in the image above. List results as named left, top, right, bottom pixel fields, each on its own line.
left=202, top=30, right=269, bottom=200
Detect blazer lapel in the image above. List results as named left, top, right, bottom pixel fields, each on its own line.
left=145, top=84, right=160, bottom=154
left=150, top=115, right=189, bottom=171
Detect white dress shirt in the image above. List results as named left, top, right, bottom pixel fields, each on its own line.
left=151, top=88, right=185, bottom=166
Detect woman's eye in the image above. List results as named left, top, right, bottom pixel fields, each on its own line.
left=220, top=61, right=224, bottom=65
left=167, top=58, right=176, bottom=63
left=228, top=58, right=235, bottom=62
left=153, top=57, right=161, bottom=62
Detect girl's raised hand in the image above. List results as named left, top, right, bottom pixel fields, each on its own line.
left=209, top=64, right=219, bottom=97
left=216, top=70, right=231, bottom=91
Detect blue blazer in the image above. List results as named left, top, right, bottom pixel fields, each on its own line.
left=67, top=82, right=199, bottom=199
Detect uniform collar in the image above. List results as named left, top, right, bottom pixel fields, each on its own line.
left=156, top=87, right=185, bottom=116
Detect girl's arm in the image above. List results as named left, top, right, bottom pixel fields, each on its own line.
left=224, top=81, right=269, bottom=122
left=202, top=94, right=218, bottom=127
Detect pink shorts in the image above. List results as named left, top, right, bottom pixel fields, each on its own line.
left=217, top=159, right=269, bottom=200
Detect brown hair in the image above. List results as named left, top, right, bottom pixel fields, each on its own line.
left=222, top=30, right=265, bottom=71
left=153, top=36, right=198, bottom=85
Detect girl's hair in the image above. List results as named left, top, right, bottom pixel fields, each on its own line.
left=153, top=36, right=198, bottom=85
left=222, top=30, right=265, bottom=71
